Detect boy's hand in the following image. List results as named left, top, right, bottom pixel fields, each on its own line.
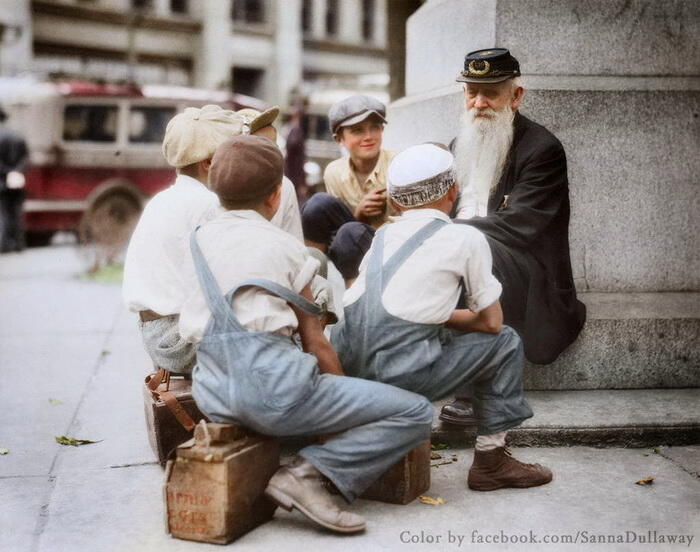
left=354, top=188, right=386, bottom=221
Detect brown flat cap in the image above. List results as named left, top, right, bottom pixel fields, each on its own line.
left=209, top=135, right=284, bottom=204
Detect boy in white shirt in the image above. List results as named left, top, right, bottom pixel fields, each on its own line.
left=332, top=143, right=553, bottom=491
left=179, top=135, right=433, bottom=534
left=123, top=104, right=307, bottom=374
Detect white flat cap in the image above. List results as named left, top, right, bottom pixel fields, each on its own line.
left=162, top=104, right=245, bottom=168
left=388, top=143, right=456, bottom=207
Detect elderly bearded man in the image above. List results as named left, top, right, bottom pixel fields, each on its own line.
left=440, top=48, right=586, bottom=426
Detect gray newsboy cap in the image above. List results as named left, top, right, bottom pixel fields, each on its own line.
left=328, top=94, right=387, bottom=135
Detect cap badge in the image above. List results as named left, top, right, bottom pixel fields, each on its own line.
left=468, top=60, right=490, bottom=75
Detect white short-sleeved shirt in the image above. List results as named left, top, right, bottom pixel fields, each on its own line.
left=178, top=210, right=319, bottom=343
left=122, top=175, right=303, bottom=315
left=343, top=209, right=502, bottom=324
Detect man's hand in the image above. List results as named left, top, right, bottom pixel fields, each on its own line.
left=445, top=301, right=503, bottom=334
left=354, top=188, right=386, bottom=221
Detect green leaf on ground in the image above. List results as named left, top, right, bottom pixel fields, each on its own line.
left=55, top=436, right=101, bottom=447
left=100, top=350, right=111, bottom=356
left=0, top=448, right=8, bottom=455
left=431, top=443, right=448, bottom=451
left=48, top=398, right=63, bottom=405
left=652, top=447, right=660, bottom=454
left=643, top=453, right=649, bottom=457
left=78, top=263, right=124, bottom=285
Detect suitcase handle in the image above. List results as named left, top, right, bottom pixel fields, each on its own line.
left=145, top=369, right=196, bottom=432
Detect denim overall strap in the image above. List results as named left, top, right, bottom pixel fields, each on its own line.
left=366, top=219, right=447, bottom=301
left=223, top=278, right=323, bottom=318
left=189, top=227, right=242, bottom=330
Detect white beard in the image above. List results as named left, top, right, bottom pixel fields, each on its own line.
left=453, top=105, right=515, bottom=218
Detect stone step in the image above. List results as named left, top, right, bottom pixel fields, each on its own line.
left=524, top=292, right=700, bottom=390
left=432, top=389, right=700, bottom=448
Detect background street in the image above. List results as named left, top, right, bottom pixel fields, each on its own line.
left=1, top=244, right=698, bottom=552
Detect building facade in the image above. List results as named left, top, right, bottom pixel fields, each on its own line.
left=6, top=0, right=388, bottom=108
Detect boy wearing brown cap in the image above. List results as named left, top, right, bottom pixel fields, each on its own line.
left=179, top=135, right=433, bottom=535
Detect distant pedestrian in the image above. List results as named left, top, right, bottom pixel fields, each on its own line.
left=0, top=107, right=29, bottom=253
left=283, top=107, right=308, bottom=205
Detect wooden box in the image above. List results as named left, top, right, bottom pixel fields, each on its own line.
left=164, top=423, right=279, bottom=544
left=360, top=441, right=431, bottom=504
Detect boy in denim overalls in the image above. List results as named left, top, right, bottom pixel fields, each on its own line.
left=179, top=135, right=433, bottom=534
left=332, top=143, right=553, bottom=491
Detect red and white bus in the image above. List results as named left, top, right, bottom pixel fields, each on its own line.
left=1, top=79, right=266, bottom=247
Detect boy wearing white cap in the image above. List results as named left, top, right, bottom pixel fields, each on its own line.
left=332, top=143, right=553, bottom=491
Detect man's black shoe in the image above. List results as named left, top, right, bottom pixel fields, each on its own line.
left=439, top=398, right=477, bottom=426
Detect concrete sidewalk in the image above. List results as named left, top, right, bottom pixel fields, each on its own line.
left=1, top=246, right=699, bottom=552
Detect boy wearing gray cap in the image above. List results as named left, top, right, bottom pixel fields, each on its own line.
left=301, top=94, right=395, bottom=284
left=332, top=143, right=553, bottom=491
left=179, top=135, right=433, bottom=535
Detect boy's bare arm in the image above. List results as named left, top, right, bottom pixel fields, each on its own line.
left=292, top=283, right=345, bottom=376
left=445, top=301, right=503, bottom=334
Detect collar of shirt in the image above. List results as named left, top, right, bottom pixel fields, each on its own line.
left=344, top=149, right=392, bottom=191
left=394, top=208, right=452, bottom=224
left=217, top=209, right=269, bottom=223
left=173, top=173, right=210, bottom=191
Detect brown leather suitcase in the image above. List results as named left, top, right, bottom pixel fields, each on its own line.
left=360, top=441, right=431, bottom=504
left=143, top=369, right=208, bottom=466
left=164, top=422, right=279, bottom=544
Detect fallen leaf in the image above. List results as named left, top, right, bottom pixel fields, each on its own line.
left=48, top=398, right=63, bottom=405
left=100, top=350, right=111, bottom=356
left=55, top=436, right=101, bottom=447
left=643, top=453, right=649, bottom=457
left=431, top=460, right=454, bottom=468
left=419, top=495, right=445, bottom=506
left=431, top=443, right=448, bottom=451
left=635, top=477, right=655, bottom=485
left=0, top=448, right=8, bottom=455
left=652, top=448, right=660, bottom=454
left=430, top=452, right=443, bottom=460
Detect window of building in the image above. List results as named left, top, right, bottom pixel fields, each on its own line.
left=63, top=105, right=118, bottom=143
left=170, top=0, right=188, bottom=15
left=325, top=0, right=338, bottom=36
left=231, top=0, right=266, bottom=24
left=232, top=66, right=265, bottom=99
left=301, top=0, right=313, bottom=34
left=131, top=0, right=153, bottom=10
left=362, top=0, right=375, bottom=41
left=128, top=106, right=176, bottom=143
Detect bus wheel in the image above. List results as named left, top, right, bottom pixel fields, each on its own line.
left=79, top=189, right=142, bottom=271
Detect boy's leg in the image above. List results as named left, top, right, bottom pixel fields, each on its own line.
left=328, top=221, right=375, bottom=281
left=301, top=193, right=355, bottom=251
left=139, top=314, right=195, bottom=374
left=413, top=326, right=551, bottom=490
left=262, top=375, right=432, bottom=532
left=265, top=375, right=433, bottom=500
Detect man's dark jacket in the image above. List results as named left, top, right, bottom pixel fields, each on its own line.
left=453, top=112, right=586, bottom=364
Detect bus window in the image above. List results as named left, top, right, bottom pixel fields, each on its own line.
left=129, top=106, right=175, bottom=143
left=63, top=105, right=118, bottom=142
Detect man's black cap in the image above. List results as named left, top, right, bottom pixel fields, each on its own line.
left=456, top=48, right=520, bottom=84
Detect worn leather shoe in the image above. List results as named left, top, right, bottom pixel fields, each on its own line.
left=265, top=458, right=366, bottom=533
left=438, top=398, right=477, bottom=426
left=468, top=447, right=553, bottom=491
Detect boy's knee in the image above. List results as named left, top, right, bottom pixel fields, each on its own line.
left=499, top=325, right=522, bottom=350
left=301, top=192, right=332, bottom=221
left=413, top=395, right=434, bottom=425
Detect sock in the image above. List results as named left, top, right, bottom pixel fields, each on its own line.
left=475, top=431, right=507, bottom=451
